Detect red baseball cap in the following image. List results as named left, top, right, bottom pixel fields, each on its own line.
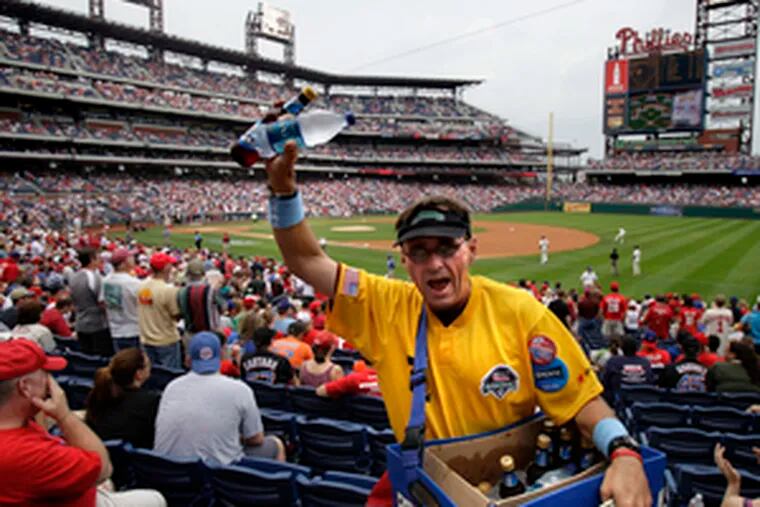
left=149, top=252, right=178, bottom=271
left=312, top=331, right=337, bottom=350
left=243, top=295, right=257, bottom=309
left=111, top=248, right=136, bottom=266
left=309, top=300, right=322, bottom=313
left=0, top=340, right=67, bottom=381
left=610, top=281, right=619, bottom=291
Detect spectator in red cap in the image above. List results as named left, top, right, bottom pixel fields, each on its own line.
left=0, top=340, right=165, bottom=506
left=40, top=296, right=74, bottom=339
left=299, top=332, right=344, bottom=388
left=642, top=295, right=674, bottom=340
left=637, top=331, right=672, bottom=378
left=70, top=248, right=113, bottom=357
left=601, top=282, right=627, bottom=340
left=137, top=252, right=181, bottom=368
left=310, top=300, right=326, bottom=331
left=678, top=296, right=702, bottom=337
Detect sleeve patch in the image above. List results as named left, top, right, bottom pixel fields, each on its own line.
left=341, top=268, right=360, bottom=297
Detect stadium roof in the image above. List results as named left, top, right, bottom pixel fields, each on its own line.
left=1, top=0, right=482, bottom=90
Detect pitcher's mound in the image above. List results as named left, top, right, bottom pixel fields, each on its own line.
left=331, top=225, right=376, bottom=233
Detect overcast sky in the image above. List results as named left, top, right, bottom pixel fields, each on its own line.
left=33, top=0, right=760, bottom=156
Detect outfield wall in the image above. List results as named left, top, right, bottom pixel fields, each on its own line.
left=492, top=199, right=760, bottom=219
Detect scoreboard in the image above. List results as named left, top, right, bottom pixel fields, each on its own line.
left=604, top=49, right=706, bottom=134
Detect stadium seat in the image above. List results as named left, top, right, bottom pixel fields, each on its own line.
left=626, top=402, right=690, bottom=434
left=58, top=376, right=93, bottom=410
left=145, top=364, right=184, bottom=391
left=671, top=464, right=760, bottom=507
left=289, top=386, right=345, bottom=420
left=322, top=471, right=379, bottom=490
left=718, top=392, right=760, bottom=411
left=237, top=456, right=311, bottom=477
left=295, top=416, right=371, bottom=474
left=205, top=463, right=298, bottom=507
left=644, top=427, right=720, bottom=467
left=296, top=474, right=372, bottom=507
left=617, top=384, right=663, bottom=412
left=104, top=440, right=133, bottom=490
left=722, top=433, right=760, bottom=474
left=332, top=356, right=355, bottom=373
left=347, top=395, right=391, bottom=430
left=692, top=406, right=753, bottom=433
left=62, top=350, right=109, bottom=378
left=246, top=380, right=291, bottom=411
left=125, top=447, right=211, bottom=507
left=367, top=427, right=396, bottom=476
left=662, top=390, right=717, bottom=407
left=260, top=408, right=299, bottom=454
left=53, top=336, right=80, bottom=352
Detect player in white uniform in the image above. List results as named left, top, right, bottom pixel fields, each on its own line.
left=538, top=235, right=550, bottom=264
left=579, top=266, right=598, bottom=288
left=614, top=227, right=626, bottom=244
left=632, top=245, right=641, bottom=276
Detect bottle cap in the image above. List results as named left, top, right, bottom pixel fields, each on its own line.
left=230, top=143, right=260, bottom=168
left=500, top=455, right=515, bottom=472
left=581, top=436, right=594, bottom=449
left=537, top=433, right=551, bottom=449
left=301, top=85, right=318, bottom=102
left=477, top=481, right=492, bottom=494
left=543, top=419, right=556, bottom=430
left=559, top=427, right=572, bottom=441
left=345, top=112, right=356, bottom=126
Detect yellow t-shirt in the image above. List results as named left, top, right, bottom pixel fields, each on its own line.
left=327, top=266, right=603, bottom=442
left=137, top=278, right=180, bottom=347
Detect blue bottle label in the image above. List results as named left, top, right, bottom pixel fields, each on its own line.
left=559, top=444, right=572, bottom=461
left=536, top=450, right=548, bottom=467
left=283, top=100, right=305, bottom=116
left=265, top=119, right=306, bottom=153
left=580, top=452, right=594, bottom=469
left=502, top=472, right=518, bottom=488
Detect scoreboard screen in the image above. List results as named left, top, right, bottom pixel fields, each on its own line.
left=604, top=49, right=705, bottom=134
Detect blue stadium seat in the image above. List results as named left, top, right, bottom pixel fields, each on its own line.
left=62, top=350, right=108, bottom=378
left=722, top=433, right=760, bottom=474
left=261, top=408, right=299, bottom=454
left=125, top=447, right=211, bottom=507
left=347, top=395, right=390, bottom=430
left=718, top=392, right=760, bottom=411
left=295, top=416, right=371, bottom=474
left=289, top=386, right=345, bottom=420
left=59, top=376, right=93, bottom=410
left=104, top=440, right=133, bottom=491
left=145, top=364, right=184, bottom=391
left=617, top=384, right=663, bottom=411
left=332, top=356, right=354, bottom=373
left=692, top=406, right=753, bottom=433
left=626, top=402, right=690, bottom=434
left=644, top=427, right=720, bottom=467
left=53, top=336, right=80, bottom=352
left=205, top=463, right=298, bottom=507
left=671, top=464, right=760, bottom=507
left=246, top=380, right=291, bottom=411
left=296, top=474, right=372, bottom=507
left=322, top=471, right=379, bottom=490
left=237, top=456, right=311, bottom=477
left=367, top=427, right=395, bottom=476
left=662, top=390, right=717, bottom=407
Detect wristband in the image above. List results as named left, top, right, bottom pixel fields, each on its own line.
left=268, top=191, right=304, bottom=229
left=592, top=417, right=629, bottom=459
left=610, top=448, right=642, bottom=464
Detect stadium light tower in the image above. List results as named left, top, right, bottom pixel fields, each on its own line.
left=696, top=0, right=758, bottom=154
left=88, top=0, right=164, bottom=32
left=245, top=2, right=296, bottom=83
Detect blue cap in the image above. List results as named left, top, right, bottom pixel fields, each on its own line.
left=345, top=112, right=356, bottom=126
left=189, top=332, right=221, bottom=374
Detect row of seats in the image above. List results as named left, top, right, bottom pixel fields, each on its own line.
left=625, top=402, right=760, bottom=434
left=616, top=384, right=760, bottom=414
left=106, top=440, right=377, bottom=507
left=665, top=463, right=760, bottom=507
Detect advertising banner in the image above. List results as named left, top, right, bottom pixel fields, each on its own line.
left=563, top=202, right=592, bottom=213
left=260, top=3, right=293, bottom=40
left=604, top=95, right=627, bottom=132
left=712, top=84, right=754, bottom=99
left=605, top=60, right=629, bottom=94
left=712, top=38, right=756, bottom=59
left=650, top=205, right=683, bottom=216
left=712, top=61, right=755, bottom=78
left=711, top=104, right=753, bottom=118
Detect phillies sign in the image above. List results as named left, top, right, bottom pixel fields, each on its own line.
left=616, top=27, right=694, bottom=56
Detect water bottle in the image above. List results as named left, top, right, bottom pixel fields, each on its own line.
left=281, top=85, right=317, bottom=116
left=531, top=463, right=577, bottom=489
left=687, top=493, right=704, bottom=507
left=231, top=109, right=355, bottom=168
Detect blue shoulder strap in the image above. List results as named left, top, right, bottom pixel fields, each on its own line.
left=399, top=307, right=429, bottom=499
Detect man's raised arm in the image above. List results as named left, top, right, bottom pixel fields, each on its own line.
left=265, top=140, right=338, bottom=297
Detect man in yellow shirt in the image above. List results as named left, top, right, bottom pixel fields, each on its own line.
left=138, top=252, right=181, bottom=368
left=263, top=141, right=650, bottom=507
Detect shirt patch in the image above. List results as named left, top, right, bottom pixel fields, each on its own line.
left=137, top=288, right=153, bottom=305
left=528, top=335, right=557, bottom=366
left=480, top=364, right=520, bottom=400
left=533, top=358, right=569, bottom=393
left=342, top=268, right=359, bottom=297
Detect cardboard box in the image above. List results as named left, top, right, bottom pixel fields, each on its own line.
left=387, top=413, right=667, bottom=507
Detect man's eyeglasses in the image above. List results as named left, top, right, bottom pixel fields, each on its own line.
left=402, top=240, right=466, bottom=264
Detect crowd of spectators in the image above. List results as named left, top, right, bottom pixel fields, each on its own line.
left=589, top=152, right=760, bottom=172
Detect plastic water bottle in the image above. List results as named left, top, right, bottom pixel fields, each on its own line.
left=230, top=109, right=355, bottom=167
left=281, top=85, right=317, bottom=116
left=687, top=493, right=704, bottom=507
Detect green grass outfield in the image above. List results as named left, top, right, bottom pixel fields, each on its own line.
left=128, top=212, right=760, bottom=302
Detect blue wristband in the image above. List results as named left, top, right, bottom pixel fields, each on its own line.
left=592, top=417, right=629, bottom=458
left=268, top=191, right=305, bottom=229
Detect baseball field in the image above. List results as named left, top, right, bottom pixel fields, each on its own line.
left=131, top=212, right=760, bottom=302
